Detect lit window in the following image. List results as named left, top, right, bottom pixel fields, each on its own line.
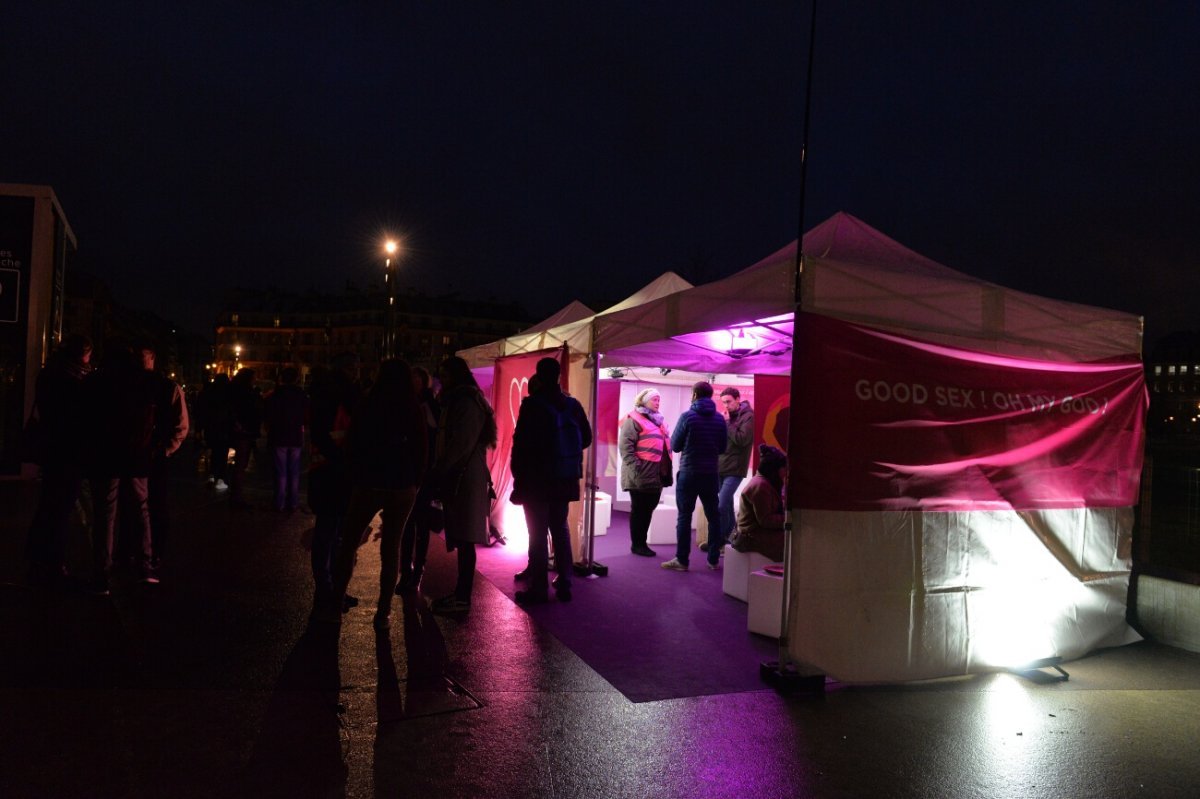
left=1154, top=365, right=1162, bottom=376
left=1184, top=365, right=1191, bottom=375
left=273, top=316, right=281, bottom=328
left=442, top=335, right=451, bottom=345
left=231, top=313, right=239, bottom=325
left=1169, top=365, right=1177, bottom=375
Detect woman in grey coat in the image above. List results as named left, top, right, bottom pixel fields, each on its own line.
left=619, top=388, right=673, bottom=557
left=430, top=356, right=497, bottom=614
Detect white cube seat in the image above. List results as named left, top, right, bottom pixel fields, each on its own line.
left=722, top=547, right=776, bottom=602
left=747, top=569, right=784, bottom=638
left=646, top=503, right=678, bottom=545
left=592, top=491, right=612, bottom=536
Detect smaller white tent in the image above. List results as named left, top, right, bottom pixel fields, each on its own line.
left=460, top=273, right=692, bottom=370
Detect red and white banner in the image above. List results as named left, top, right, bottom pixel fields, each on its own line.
left=488, top=351, right=552, bottom=520
left=790, top=312, right=1147, bottom=511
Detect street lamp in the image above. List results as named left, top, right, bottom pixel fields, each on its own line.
left=383, top=239, right=401, bottom=359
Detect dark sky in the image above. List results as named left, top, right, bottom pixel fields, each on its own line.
left=3, top=2, right=1197, bottom=348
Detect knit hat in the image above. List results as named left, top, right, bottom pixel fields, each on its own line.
left=758, top=444, right=787, bottom=473
left=634, top=388, right=660, bottom=408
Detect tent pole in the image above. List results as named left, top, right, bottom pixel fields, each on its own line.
left=575, top=337, right=607, bottom=578
left=762, top=0, right=824, bottom=692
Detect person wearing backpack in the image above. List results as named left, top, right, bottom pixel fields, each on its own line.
left=511, top=356, right=592, bottom=605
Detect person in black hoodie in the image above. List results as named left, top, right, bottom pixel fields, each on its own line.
left=662, top=381, right=727, bottom=572
left=328, top=359, right=427, bottom=631
left=511, top=356, right=592, bottom=605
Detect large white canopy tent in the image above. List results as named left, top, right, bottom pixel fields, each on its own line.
left=585, top=212, right=1146, bottom=682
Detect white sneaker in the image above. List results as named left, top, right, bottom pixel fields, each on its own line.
left=661, top=558, right=688, bottom=572
left=214, top=479, right=229, bottom=491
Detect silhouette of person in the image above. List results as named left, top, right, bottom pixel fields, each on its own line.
left=511, top=356, right=592, bottom=605
left=24, top=333, right=93, bottom=585
left=429, top=356, right=497, bottom=615
left=328, top=359, right=427, bottom=630
left=662, top=381, right=726, bottom=572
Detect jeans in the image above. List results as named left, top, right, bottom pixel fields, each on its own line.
left=675, top=471, right=719, bottom=566
left=273, top=446, right=303, bottom=510
left=93, top=476, right=152, bottom=575
left=523, top=499, right=572, bottom=594
left=712, top=475, right=743, bottom=565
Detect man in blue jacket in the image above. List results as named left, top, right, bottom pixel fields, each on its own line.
left=662, top=381, right=727, bottom=571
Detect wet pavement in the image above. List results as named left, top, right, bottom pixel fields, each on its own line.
left=3, top=446, right=1200, bottom=798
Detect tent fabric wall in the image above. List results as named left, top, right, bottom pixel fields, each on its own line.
left=789, top=508, right=1142, bottom=682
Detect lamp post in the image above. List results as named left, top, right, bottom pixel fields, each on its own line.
left=383, top=239, right=399, bottom=359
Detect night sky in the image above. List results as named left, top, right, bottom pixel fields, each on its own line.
left=3, top=2, right=1197, bottom=348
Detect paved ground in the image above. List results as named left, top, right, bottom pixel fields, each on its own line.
left=4, top=446, right=1200, bottom=798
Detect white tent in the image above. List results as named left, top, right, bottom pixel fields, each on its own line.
left=594, top=212, right=1141, bottom=374
left=587, top=212, right=1146, bottom=683
left=461, top=272, right=692, bottom=370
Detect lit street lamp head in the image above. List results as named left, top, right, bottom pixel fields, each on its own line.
left=384, top=239, right=398, bottom=256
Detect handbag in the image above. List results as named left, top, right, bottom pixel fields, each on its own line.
left=659, top=446, right=673, bottom=488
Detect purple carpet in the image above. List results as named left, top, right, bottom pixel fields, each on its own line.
left=475, top=510, right=778, bottom=703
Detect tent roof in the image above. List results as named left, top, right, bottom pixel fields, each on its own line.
left=594, top=212, right=1143, bottom=373
left=457, top=271, right=693, bottom=368
left=521, top=300, right=595, bottom=333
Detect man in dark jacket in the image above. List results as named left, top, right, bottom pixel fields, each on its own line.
left=264, top=366, right=308, bottom=512
left=84, top=343, right=161, bottom=592
left=511, top=356, right=592, bottom=604
left=663, top=381, right=727, bottom=571
left=710, top=386, right=754, bottom=568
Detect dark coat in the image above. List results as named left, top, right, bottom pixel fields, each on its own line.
left=718, top=400, right=755, bottom=477
left=434, top=385, right=495, bottom=546
left=345, top=391, right=427, bottom=491
left=511, top=388, right=592, bottom=503
left=29, top=355, right=91, bottom=467
left=671, top=397, right=727, bottom=475
left=307, top=374, right=360, bottom=515
left=264, top=383, right=308, bottom=448
left=83, top=362, right=159, bottom=478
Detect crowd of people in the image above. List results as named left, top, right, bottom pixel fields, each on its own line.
left=24, top=336, right=787, bottom=637
left=24, top=335, right=189, bottom=593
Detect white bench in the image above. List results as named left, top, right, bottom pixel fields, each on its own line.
left=747, top=569, right=784, bottom=638
left=722, top=547, right=777, bottom=601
